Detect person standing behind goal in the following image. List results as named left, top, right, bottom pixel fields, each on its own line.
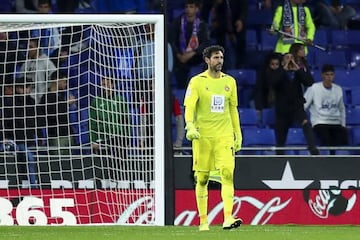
left=90, top=77, right=131, bottom=181
left=184, top=45, right=243, bottom=231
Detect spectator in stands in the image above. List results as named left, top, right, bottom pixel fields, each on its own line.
left=89, top=77, right=131, bottom=179
left=269, top=52, right=319, bottom=155
left=169, top=0, right=211, bottom=89
left=137, top=24, right=155, bottom=80
left=19, top=38, right=57, bottom=103
left=15, top=0, right=38, bottom=13
left=200, top=0, right=248, bottom=69
left=304, top=64, right=348, bottom=155
left=30, top=0, right=66, bottom=63
left=0, top=32, right=17, bottom=84
left=1, top=77, right=41, bottom=188
left=254, top=52, right=282, bottom=123
left=314, top=0, right=356, bottom=30
left=289, top=42, right=310, bottom=69
left=270, top=0, right=316, bottom=55
left=39, top=71, right=76, bottom=156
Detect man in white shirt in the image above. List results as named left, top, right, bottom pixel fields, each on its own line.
left=19, top=38, right=57, bottom=103
left=304, top=64, right=348, bottom=154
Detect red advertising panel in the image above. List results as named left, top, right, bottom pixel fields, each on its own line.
left=0, top=189, right=154, bottom=225
left=175, top=189, right=360, bottom=225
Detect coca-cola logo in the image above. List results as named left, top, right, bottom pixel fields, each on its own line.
left=304, top=189, right=357, bottom=219
left=175, top=196, right=291, bottom=225
left=116, top=196, right=155, bottom=224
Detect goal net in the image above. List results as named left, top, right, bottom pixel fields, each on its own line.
left=0, top=14, right=165, bottom=226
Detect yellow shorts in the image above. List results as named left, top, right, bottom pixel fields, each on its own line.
left=192, top=135, right=234, bottom=172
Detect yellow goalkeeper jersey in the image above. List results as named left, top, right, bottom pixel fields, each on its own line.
left=184, top=70, right=238, bottom=138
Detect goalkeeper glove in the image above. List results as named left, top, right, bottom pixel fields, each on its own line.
left=234, top=132, right=242, bottom=152
left=185, top=122, right=200, bottom=141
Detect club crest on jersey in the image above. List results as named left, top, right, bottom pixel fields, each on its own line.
left=225, top=85, right=230, bottom=91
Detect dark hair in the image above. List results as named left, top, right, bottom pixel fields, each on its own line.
left=321, top=64, right=335, bottom=73
left=202, top=45, right=225, bottom=59
left=15, top=76, right=31, bottom=88
left=289, top=42, right=308, bottom=66
left=289, top=43, right=304, bottom=56
left=266, top=52, right=282, bottom=64
left=184, top=0, right=200, bottom=7
left=29, top=38, right=40, bottom=46
left=50, top=71, right=68, bottom=81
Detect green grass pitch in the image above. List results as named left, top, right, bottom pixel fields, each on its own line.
left=1, top=225, right=360, bottom=240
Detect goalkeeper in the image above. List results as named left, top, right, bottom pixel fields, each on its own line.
left=184, top=45, right=243, bottom=231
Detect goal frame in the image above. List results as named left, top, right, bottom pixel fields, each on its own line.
left=0, top=14, right=165, bottom=226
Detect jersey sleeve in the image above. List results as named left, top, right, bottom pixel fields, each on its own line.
left=229, top=78, right=238, bottom=108
left=184, top=77, right=199, bottom=123
left=229, top=79, right=241, bottom=135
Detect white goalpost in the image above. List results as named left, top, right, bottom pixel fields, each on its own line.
left=0, top=14, right=165, bottom=226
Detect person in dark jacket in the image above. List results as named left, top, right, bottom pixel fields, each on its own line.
left=269, top=52, right=319, bottom=155
left=39, top=71, right=76, bottom=156
left=254, top=52, right=282, bottom=123
left=1, top=76, right=42, bottom=187
left=201, top=0, right=248, bottom=69
left=169, top=0, right=211, bottom=89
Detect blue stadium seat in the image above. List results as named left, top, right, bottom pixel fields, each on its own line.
left=241, top=128, right=276, bottom=155
left=333, top=69, right=360, bottom=90
left=350, top=87, right=360, bottom=106
left=246, top=29, right=259, bottom=50
left=260, top=30, right=277, bottom=51
left=351, top=127, right=360, bottom=154
left=226, top=69, right=257, bottom=86
left=286, top=128, right=306, bottom=145
left=314, top=50, right=348, bottom=69
left=330, top=30, right=360, bottom=49
left=306, top=50, right=316, bottom=68
left=310, top=69, right=321, bottom=82
left=334, top=150, right=352, bottom=155
left=247, top=9, right=273, bottom=28
left=346, top=108, right=360, bottom=126
left=296, top=149, right=330, bottom=155
left=172, top=8, right=183, bottom=19
left=350, top=51, right=360, bottom=69
left=314, top=29, right=329, bottom=51
left=352, top=127, right=360, bottom=145
left=226, top=69, right=256, bottom=107
left=261, top=108, right=275, bottom=127
left=238, top=108, right=259, bottom=127
left=284, top=128, right=307, bottom=155
left=242, top=128, right=276, bottom=146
